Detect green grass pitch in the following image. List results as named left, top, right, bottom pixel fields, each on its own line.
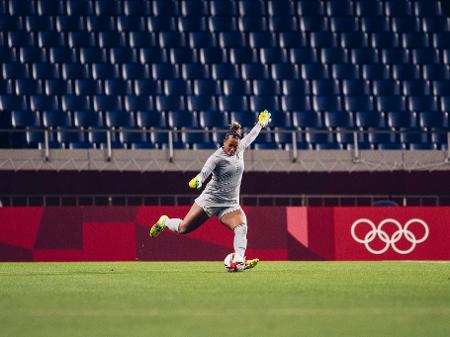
left=0, top=261, right=449, bottom=337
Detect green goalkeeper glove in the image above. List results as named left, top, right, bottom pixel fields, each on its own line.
left=258, top=110, right=272, bottom=128
left=188, top=176, right=202, bottom=189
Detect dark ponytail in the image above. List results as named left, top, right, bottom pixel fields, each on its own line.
left=225, top=122, right=242, bottom=140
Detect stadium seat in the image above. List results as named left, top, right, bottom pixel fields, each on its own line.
left=360, top=17, right=390, bottom=33
left=180, top=1, right=208, bottom=16
left=309, top=32, right=338, bottom=48
left=74, top=79, right=101, bottom=95
left=370, top=32, right=400, bottom=48
left=241, top=64, right=269, bottom=80
left=139, top=48, right=167, bottom=64
left=61, top=96, right=91, bottom=112
left=278, top=32, right=306, bottom=48
left=0, top=95, right=27, bottom=111
left=355, top=111, right=386, bottom=129
left=414, top=2, right=442, bottom=16
left=211, top=64, right=239, bottom=80
left=136, top=111, right=167, bottom=129
left=432, top=80, right=450, bottom=96
left=14, top=79, right=42, bottom=95
left=282, top=96, right=311, bottom=112
left=133, top=79, right=162, bottom=96
left=329, top=17, right=357, bottom=32
left=124, top=96, right=153, bottom=112
left=42, top=110, right=72, bottom=128
left=208, top=17, right=237, bottom=32
left=289, top=48, right=319, bottom=63
left=271, top=63, right=299, bottom=80
left=147, top=17, right=176, bottom=32
left=344, top=96, right=375, bottom=113
left=151, top=64, right=178, bottom=80
left=384, top=1, right=412, bottom=16
left=155, top=96, right=185, bottom=112
left=223, top=80, right=251, bottom=95
left=237, top=16, right=267, bottom=32
left=401, top=33, right=430, bottom=48
left=422, top=65, right=450, bottom=80
left=123, top=0, right=151, bottom=16
left=187, top=96, right=217, bottom=112
left=2, top=63, right=29, bottom=79
left=391, top=17, right=421, bottom=33
left=86, top=16, right=115, bottom=32
left=229, top=47, right=257, bottom=64
left=292, top=112, right=322, bottom=129
left=312, top=96, right=342, bottom=112
left=331, top=64, right=359, bottom=80
left=104, top=79, right=132, bottom=95
left=61, top=64, right=89, bottom=80
left=29, top=95, right=59, bottom=112
left=168, top=111, right=198, bottom=129
left=18, top=47, right=46, bottom=63
left=210, top=0, right=237, bottom=16
left=218, top=96, right=249, bottom=112
left=128, top=32, right=156, bottom=48
left=252, top=80, right=281, bottom=96
left=105, top=111, right=136, bottom=129
left=408, top=96, right=439, bottom=113
left=372, top=80, right=401, bottom=96
left=377, top=96, right=407, bottom=113
left=48, top=47, right=76, bottom=63
left=386, top=112, right=418, bottom=129
left=188, top=32, right=216, bottom=48
left=192, top=79, right=220, bottom=96
left=31, top=63, right=60, bottom=80
left=249, top=96, right=279, bottom=112
left=109, top=49, right=137, bottom=64
left=91, top=64, right=119, bottom=80
left=323, top=112, right=354, bottom=129
left=218, top=32, right=246, bottom=48
left=419, top=112, right=448, bottom=130
left=281, top=80, right=311, bottom=96
left=199, top=111, right=228, bottom=129
left=422, top=17, right=449, bottom=33
left=340, top=32, right=369, bottom=48
left=198, top=48, right=226, bottom=63
left=11, top=110, right=41, bottom=128
left=181, top=64, right=209, bottom=79
left=311, top=80, right=340, bottom=96
left=361, top=65, right=390, bottom=80
left=44, top=79, right=71, bottom=95
left=230, top=111, right=257, bottom=128
left=152, top=0, right=179, bottom=16
left=301, top=64, right=329, bottom=80
left=350, top=49, right=378, bottom=64
left=67, top=32, right=95, bottom=48
left=163, top=79, right=191, bottom=96
left=268, top=16, right=296, bottom=32
left=169, top=48, right=196, bottom=64
left=55, top=16, right=84, bottom=32
left=342, top=80, right=370, bottom=96
left=92, top=96, right=122, bottom=112
left=320, top=48, right=348, bottom=64
left=402, top=80, right=431, bottom=96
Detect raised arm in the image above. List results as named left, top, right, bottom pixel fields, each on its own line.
left=238, top=110, right=272, bottom=151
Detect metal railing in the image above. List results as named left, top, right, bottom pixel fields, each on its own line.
left=1, top=128, right=449, bottom=163
left=0, top=194, right=448, bottom=207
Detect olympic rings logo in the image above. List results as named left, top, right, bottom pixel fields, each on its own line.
left=351, top=218, right=429, bottom=255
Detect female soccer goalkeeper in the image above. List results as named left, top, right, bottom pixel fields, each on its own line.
left=149, top=110, right=271, bottom=271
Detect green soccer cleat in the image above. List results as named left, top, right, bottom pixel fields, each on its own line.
left=150, top=215, right=168, bottom=238
left=244, top=258, right=260, bottom=270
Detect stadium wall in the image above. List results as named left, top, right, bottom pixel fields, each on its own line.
left=1, top=206, right=449, bottom=262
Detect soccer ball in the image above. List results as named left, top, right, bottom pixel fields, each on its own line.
left=224, top=252, right=245, bottom=272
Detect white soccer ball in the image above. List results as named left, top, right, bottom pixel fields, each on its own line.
left=224, top=252, right=245, bottom=272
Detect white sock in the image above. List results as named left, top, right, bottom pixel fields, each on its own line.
left=165, top=218, right=182, bottom=233
left=233, top=223, right=247, bottom=257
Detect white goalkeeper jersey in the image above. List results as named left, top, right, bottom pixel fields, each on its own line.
left=196, top=124, right=262, bottom=207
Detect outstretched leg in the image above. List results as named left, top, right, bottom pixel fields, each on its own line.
left=150, top=203, right=209, bottom=238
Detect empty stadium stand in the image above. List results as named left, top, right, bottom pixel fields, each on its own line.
left=0, top=0, right=449, bottom=150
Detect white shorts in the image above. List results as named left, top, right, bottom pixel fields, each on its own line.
left=195, top=195, right=242, bottom=219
